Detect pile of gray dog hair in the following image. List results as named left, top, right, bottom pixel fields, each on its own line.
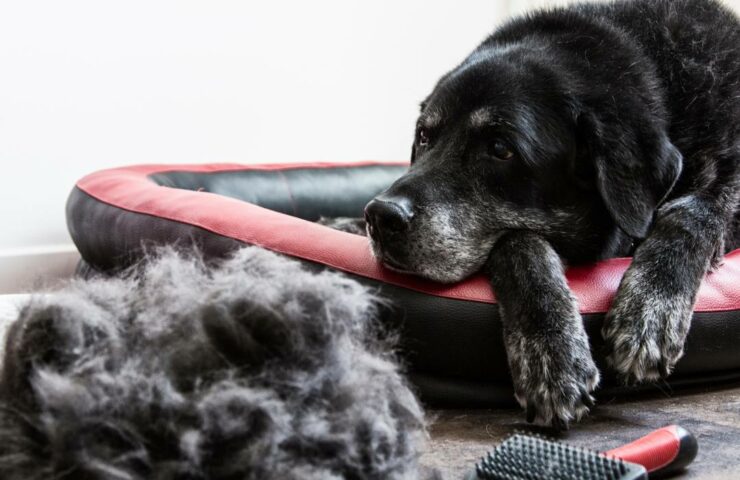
left=0, top=247, right=432, bottom=479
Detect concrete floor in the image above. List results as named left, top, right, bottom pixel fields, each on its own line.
left=422, top=382, right=740, bottom=479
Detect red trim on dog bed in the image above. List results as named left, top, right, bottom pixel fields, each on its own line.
left=76, top=161, right=740, bottom=314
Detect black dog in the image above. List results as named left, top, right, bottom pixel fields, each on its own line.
left=360, top=0, right=740, bottom=429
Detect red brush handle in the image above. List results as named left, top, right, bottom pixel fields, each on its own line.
left=604, top=425, right=698, bottom=475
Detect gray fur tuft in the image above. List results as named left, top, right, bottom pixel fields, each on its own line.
left=0, top=247, right=428, bottom=480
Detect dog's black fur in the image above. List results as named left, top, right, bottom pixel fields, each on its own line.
left=0, top=248, right=429, bottom=479
left=363, top=0, right=740, bottom=428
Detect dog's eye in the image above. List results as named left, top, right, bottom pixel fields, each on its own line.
left=417, top=128, right=430, bottom=147
left=489, top=140, right=514, bottom=160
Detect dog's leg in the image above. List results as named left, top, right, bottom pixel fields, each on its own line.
left=486, top=231, right=599, bottom=430
left=603, top=194, right=729, bottom=383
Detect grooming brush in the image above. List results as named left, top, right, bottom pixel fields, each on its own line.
left=463, top=425, right=698, bottom=480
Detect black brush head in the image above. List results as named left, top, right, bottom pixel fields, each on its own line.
left=464, top=434, right=647, bottom=480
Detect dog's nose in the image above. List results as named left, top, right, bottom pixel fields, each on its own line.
left=364, top=196, right=414, bottom=237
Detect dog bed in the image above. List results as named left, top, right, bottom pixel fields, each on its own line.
left=67, top=161, right=740, bottom=406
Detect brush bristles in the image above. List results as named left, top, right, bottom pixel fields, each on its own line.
left=472, top=434, right=647, bottom=480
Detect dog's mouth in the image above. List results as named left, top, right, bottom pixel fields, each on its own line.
left=367, top=221, right=500, bottom=283
left=378, top=251, right=415, bottom=274
left=369, top=241, right=417, bottom=275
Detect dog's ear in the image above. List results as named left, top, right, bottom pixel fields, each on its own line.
left=578, top=112, right=682, bottom=238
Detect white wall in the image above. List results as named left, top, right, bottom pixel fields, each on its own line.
left=1, top=0, right=738, bottom=292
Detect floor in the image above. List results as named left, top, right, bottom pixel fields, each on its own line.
left=422, top=382, right=740, bottom=479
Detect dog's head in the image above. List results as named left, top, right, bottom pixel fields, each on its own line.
left=365, top=44, right=682, bottom=283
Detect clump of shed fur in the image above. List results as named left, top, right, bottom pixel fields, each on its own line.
left=0, top=247, right=429, bottom=480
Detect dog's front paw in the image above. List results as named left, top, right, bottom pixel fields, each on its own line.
left=507, top=331, right=600, bottom=430
left=603, top=274, right=694, bottom=383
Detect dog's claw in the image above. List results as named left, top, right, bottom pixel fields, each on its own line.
left=658, top=359, right=671, bottom=379
left=581, top=391, right=595, bottom=408
left=551, top=417, right=569, bottom=431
